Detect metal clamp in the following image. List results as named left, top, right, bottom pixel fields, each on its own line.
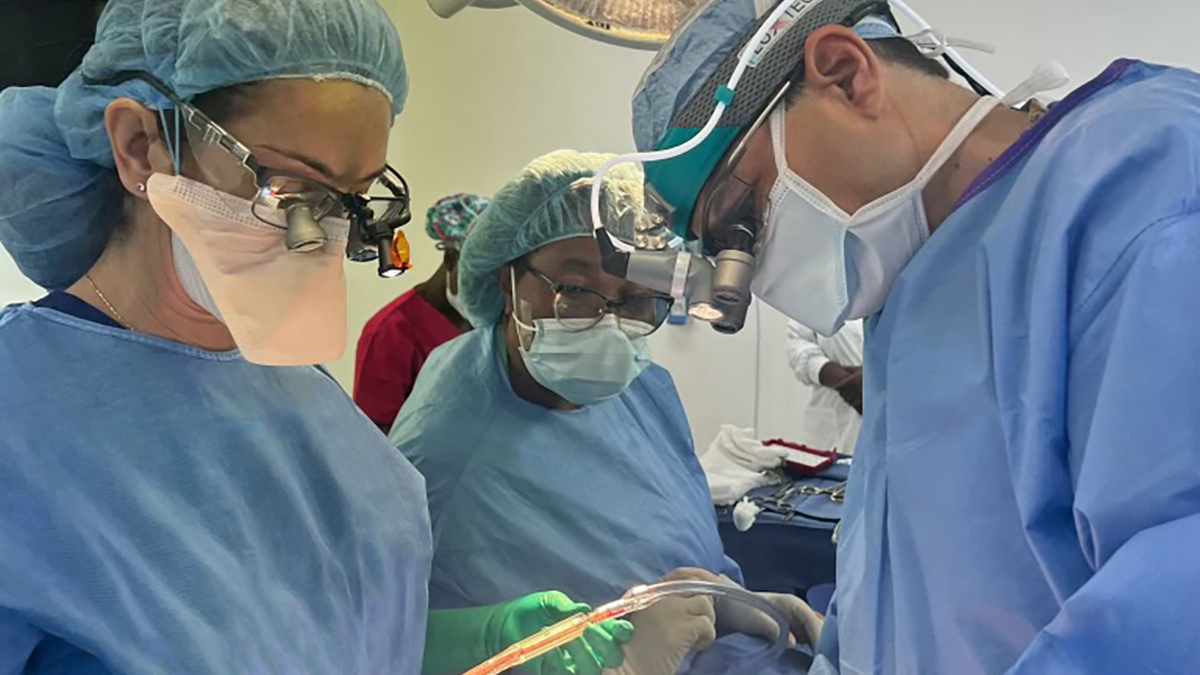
left=795, top=482, right=847, bottom=503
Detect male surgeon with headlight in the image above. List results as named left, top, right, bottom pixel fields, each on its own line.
left=0, top=1, right=631, bottom=673
left=611, top=0, right=1200, bottom=673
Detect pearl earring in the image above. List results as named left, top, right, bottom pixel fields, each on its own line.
left=137, top=182, right=146, bottom=193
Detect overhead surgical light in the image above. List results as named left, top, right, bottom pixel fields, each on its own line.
left=426, top=0, right=704, bottom=49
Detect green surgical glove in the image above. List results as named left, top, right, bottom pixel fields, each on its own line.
left=423, top=590, right=634, bottom=675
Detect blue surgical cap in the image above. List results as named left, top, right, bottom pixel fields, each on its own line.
left=632, top=0, right=898, bottom=237
left=0, top=0, right=408, bottom=290
left=458, top=151, right=643, bottom=327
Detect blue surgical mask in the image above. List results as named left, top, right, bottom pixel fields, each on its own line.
left=516, top=315, right=652, bottom=405
left=510, top=268, right=651, bottom=405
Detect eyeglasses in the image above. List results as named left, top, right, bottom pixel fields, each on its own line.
left=519, top=261, right=673, bottom=337
left=695, top=80, right=792, bottom=257
left=84, top=70, right=414, bottom=278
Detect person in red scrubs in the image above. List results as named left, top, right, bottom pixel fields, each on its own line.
left=354, top=193, right=489, bottom=431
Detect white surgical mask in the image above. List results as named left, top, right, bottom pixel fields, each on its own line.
left=147, top=173, right=350, bottom=366
left=510, top=268, right=651, bottom=405
left=171, top=233, right=222, bottom=319
left=750, top=95, right=1001, bottom=336
left=445, top=270, right=469, bottom=320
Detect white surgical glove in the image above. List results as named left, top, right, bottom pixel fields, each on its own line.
left=713, top=576, right=823, bottom=649
left=608, top=595, right=716, bottom=675
left=608, top=568, right=718, bottom=675
left=708, top=425, right=787, bottom=473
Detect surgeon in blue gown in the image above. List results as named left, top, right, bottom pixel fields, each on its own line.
left=630, top=0, right=1200, bottom=673
left=391, top=151, right=823, bottom=675
left=0, top=3, right=630, bottom=675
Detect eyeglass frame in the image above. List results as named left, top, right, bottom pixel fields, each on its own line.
left=695, top=80, right=793, bottom=257
left=515, top=259, right=674, bottom=336
left=82, top=70, right=414, bottom=272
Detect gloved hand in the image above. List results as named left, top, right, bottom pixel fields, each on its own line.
left=610, top=601, right=716, bottom=674
left=608, top=567, right=718, bottom=675
left=707, top=424, right=787, bottom=472
left=422, top=591, right=633, bottom=675
left=610, top=595, right=716, bottom=675
left=712, top=575, right=824, bottom=649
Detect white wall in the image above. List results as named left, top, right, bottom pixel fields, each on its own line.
left=330, top=0, right=653, bottom=387
left=2, top=0, right=1196, bottom=449
left=344, top=0, right=1197, bottom=449
left=340, top=0, right=798, bottom=449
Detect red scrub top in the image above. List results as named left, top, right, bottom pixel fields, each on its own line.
left=354, top=289, right=463, bottom=431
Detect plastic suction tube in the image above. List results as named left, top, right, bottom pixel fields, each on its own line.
left=461, top=580, right=790, bottom=675
left=588, top=0, right=808, bottom=247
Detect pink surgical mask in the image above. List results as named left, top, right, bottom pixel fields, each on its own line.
left=146, top=173, right=349, bottom=366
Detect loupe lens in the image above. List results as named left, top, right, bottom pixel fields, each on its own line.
left=282, top=203, right=327, bottom=252
left=346, top=222, right=380, bottom=262
left=712, top=248, right=755, bottom=305
left=712, top=298, right=750, bottom=334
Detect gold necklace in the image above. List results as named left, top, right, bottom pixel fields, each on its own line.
left=85, top=274, right=131, bottom=330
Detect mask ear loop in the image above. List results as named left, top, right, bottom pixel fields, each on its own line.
left=904, top=28, right=996, bottom=60
left=509, top=266, right=539, bottom=350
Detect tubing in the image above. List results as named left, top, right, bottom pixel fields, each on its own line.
left=589, top=0, right=805, bottom=248
left=461, top=580, right=790, bottom=675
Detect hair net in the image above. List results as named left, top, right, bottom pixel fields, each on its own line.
left=632, top=0, right=757, bottom=157
left=0, top=0, right=407, bottom=290
left=632, top=0, right=898, bottom=236
left=425, top=193, right=491, bottom=250
left=458, top=151, right=644, bottom=327
left=633, top=0, right=899, bottom=152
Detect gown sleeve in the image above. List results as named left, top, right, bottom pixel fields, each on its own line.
left=1006, top=210, right=1200, bottom=674
left=0, top=613, right=39, bottom=675
left=786, top=321, right=830, bottom=388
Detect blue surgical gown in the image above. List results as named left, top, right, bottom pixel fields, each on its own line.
left=391, top=326, right=738, bottom=606
left=0, top=303, right=432, bottom=675
left=391, top=327, right=801, bottom=673
left=812, top=60, right=1200, bottom=675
